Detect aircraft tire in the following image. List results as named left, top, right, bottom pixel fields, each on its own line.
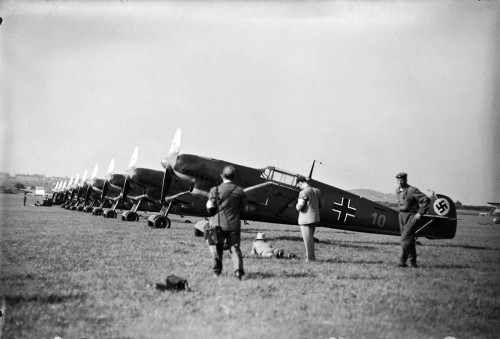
left=125, top=212, right=139, bottom=222
left=93, top=208, right=103, bottom=216
left=103, top=210, right=116, bottom=218
left=153, top=216, right=167, bottom=229
left=152, top=216, right=171, bottom=229
left=132, top=212, right=140, bottom=222
left=194, top=228, right=204, bottom=237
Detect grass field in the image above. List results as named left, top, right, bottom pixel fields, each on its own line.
left=1, top=194, right=499, bottom=339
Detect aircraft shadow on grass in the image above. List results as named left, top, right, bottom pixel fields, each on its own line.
left=321, top=258, right=386, bottom=265
left=4, top=293, right=85, bottom=306
left=246, top=271, right=312, bottom=279
left=424, top=243, right=497, bottom=251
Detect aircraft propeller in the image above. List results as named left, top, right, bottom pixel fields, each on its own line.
left=101, top=180, right=109, bottom=202
left=84, top=185, right=93, bottom=205
left=160, top=128, right=181, bottom=202
left=162, top=128, right=181, bottom=171
left=121, top=147, right=139, bottom=205
left=83, top=164, right=99, bottom=206
left=121, top=176, right=131, bottom=205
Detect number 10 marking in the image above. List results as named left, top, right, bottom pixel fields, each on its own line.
left=370, top=213, right=386, bottom=228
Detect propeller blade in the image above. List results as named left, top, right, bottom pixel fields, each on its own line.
left=80, top=170, right=88, bottom=186
left=101, top=180, right=109, bottom=202
left=164, top=128, right=181, bottom=170
left=106, top=159, right=115, bottom=178
left=90, top=164, right=99, bottom=180
left=160, top=169, right=172, bottom=203
left=121, top=176, right=131, bottom=205
left=84, top=185, right=92, bottom=205
left=74, top=173, right=80, bottom=186
left=128, top=147, right=139, bottom=172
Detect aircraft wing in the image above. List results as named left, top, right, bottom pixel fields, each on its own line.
left=244, top=181, right=299, bottom=218
left=164, top=190, right=195, bottom=205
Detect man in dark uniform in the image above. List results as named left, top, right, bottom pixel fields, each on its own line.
left=395, top=172, right=430, bottom=268
left=206, top=165, right=249, bottom=280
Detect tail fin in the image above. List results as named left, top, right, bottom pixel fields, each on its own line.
left=418, top=193, right=457, bottom=239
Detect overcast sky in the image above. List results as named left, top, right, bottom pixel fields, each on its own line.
left=1, top=0, right=499, bottom=205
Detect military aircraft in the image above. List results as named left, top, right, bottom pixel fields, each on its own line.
left=91, top=148, right=138, bottom=218
left=58, top=177, right=74, bottom=206
left=67, top=170, right=89, bottom=210
left=86, top=159, right=115, bottom=214
left=70, top=165, right=100, bottom=211
left=137, top=128, right=458, bottom=240
left=62, top=174, right=80, bottom=209
left=52, top=180, right=68, bottom=205
left=119, top=145, right=197, bottom=223
left=487, top=202, right=500, bottom=224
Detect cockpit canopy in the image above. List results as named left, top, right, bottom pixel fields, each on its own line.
left=260, top=167, right=302, bottom=187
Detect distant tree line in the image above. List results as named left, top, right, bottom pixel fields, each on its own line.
left=377, top=200, right=491, bottom=212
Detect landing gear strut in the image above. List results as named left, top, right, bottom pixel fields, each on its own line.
left=146, top=201, right=174, bottom=229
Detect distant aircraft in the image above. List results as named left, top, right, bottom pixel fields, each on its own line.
left=61, top=174, right=79, bottom=209
left=86, top=159, right=115, bottom=214
left=90, top=149, right=138, bottom=218
left=134, top=128, right=457, bottom=240
left=487, top=202, right=500, bottom=224
left=67, top=169, right=89, bottom=210
left=52, top=180, right=68, bottom=205
left=69, top=165, right=100, bottom=211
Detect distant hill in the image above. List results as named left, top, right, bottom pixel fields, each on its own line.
left=348, top=189, right=396, bottom=203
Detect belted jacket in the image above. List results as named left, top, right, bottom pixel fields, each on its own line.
left=396, top=185, right=430, bottom=215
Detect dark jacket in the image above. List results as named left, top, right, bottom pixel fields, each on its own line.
left=208, top=182, right=247, bottom=231
left=396, top=185, right=430, bottom=214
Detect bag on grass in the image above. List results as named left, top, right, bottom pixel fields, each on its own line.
left=165, top=275, right=190, bottom=291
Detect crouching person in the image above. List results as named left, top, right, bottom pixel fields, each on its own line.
left=206, top=165, right=249, bottom=280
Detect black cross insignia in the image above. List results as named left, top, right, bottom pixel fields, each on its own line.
left=332, top=197, right=357, bottom=222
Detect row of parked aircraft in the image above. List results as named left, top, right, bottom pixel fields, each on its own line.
left=50, top=128, right=459, bottom=239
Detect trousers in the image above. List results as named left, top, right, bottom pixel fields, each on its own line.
left=398, top=212, right=420, bottom=264
left=300, top=223, right=316, bottom=261
left=209, top=230, right=244, bottom=275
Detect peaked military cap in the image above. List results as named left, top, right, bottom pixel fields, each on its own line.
left=395, top=172, right=408, bottom=179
